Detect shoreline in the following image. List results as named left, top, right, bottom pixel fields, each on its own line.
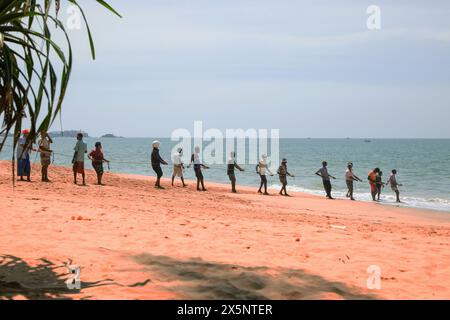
left=2, top=158, right=450, bottom=217
left=1, top=153, right=448, bottom=213
left=113, top=170, right=450, bottom=221
left=1, top=161, right=449, bottom=299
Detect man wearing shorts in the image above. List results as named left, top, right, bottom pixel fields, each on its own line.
left=386, top=169, right=402, bottom=203
left=73, top=133, right=87, bottom=185
left=38, top=131, right=53, bottom=182
left=172, top=147, right=186, bottom=187
left=345, top=163, right=362, bottom=201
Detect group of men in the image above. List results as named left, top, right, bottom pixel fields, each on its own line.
left=151, top=140, right=296, bottom=196
left=16, top=129, right=53, bottom=182
left=315, top=161, right=403, bottom=202
left=151, top=142, right=210, bottom=191
left=15, top=131, right=403, bottom=202
left=72, top=133, right=110, bottom=186
left=16, top=131, right=109, bottom=186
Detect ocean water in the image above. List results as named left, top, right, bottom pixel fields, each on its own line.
left=1, top=138, right=449, bottom=212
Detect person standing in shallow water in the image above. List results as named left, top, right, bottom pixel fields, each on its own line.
left=172, top=147, right=187, bottom=187
left=256, top=154, right=273, bottom=195
left=151, top=140, right=168, bottom=189
left=368, top=168, right=380, bottom=201
left=376, top=171, right=385, bottom=201
left=386, top=169, right=403, bottom=203
left=88, top=142, right=110, bottom=185
left=72, top=133, right=87, bottom=185
left=188, top=146, right=209, bottom=191
left=277, top=158, right=295, bottom=196
left=315, top=161, right=336, bottom=199
left=227, top=151, right=244, bottom=193
left=345, top=163, right=362, bottom=201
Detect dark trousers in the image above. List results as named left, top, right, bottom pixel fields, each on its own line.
left=228, top=173, right=236, bottom=192
left=152, top=165, right=163, bottom=186
left=194, top=165, right=206, bottom=190
left=346, top=180, right=354, bottom=198
left=323, top=179, right=332, bottom=198
left=152, top=165, right=163, bottom=178
left=258, top=175, right=268, bottom=193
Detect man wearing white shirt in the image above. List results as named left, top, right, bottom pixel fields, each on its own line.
left=345, top=163, right=362, bottom=201
left=256, top=154, right=273, bottom=195
left=315, top=161, right=336, bottom=199
left=172, top=147, right=186, bottom=187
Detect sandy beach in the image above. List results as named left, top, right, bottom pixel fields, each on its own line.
left=0, top=160, right=449, bottom=300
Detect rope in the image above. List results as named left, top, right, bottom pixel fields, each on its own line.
left=1, top=142, right=321, bottom=180
left=51, top=151, right=72, bottom=159
left=2, top=142, right=142, bottom=167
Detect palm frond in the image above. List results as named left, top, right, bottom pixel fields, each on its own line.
left=0, top=0, right=120, bottom=151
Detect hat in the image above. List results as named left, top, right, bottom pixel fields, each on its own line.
left=282, top=158, right=287, bottom=163
left=22, top=129, right=30, bottom=134
left=152, top=140, right=160, bottom=148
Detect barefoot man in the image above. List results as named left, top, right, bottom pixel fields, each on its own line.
left=151, top=140, right=168, bottom=189
left=172, top=147, right=187, bottom=187
left=88, top=142, right=110, bottom=185
left=227, top=151, right=244, bottom=193
left=277, top=158, right=294, bottom=196
left=38, top=131, right=53, bottom=182
left=72, top=133, right=87, bottom=185
left=386, top=169, right=403, bottom=203
left=315, top=161, right=336, bottom=199
left=345, top=162, right=362, bottom=201
left=17, top=129, right=34, bottom=182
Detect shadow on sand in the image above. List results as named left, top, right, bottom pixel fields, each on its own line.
left=0, top=255, right=115, bottom=300
left=134, top=254, right=377, bottom=300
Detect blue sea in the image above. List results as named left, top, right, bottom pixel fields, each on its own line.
left=1, top=138, right=449, bottom=212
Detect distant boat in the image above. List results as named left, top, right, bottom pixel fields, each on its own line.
left=364, top=139, right=372, bottom=143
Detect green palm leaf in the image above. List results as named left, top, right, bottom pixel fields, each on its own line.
left=0, top=0, right=120, bottom=151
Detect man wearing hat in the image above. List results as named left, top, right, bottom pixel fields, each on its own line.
left=151, top=140, right=168, bottom=189
left=171, top=147, right=187, bottom=187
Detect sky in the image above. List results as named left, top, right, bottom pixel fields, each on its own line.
left=51, top=0, right=450, bottom=138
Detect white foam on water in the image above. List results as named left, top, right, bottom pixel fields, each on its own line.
left=269, top=184, right=450, bottom=213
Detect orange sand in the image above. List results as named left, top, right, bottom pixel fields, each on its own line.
left=0, top=161, right=449, bottom=300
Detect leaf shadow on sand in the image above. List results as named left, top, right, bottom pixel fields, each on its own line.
left=134, top=254, right=378, bottom=300
left=0, top=255, right=116, bottom=300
